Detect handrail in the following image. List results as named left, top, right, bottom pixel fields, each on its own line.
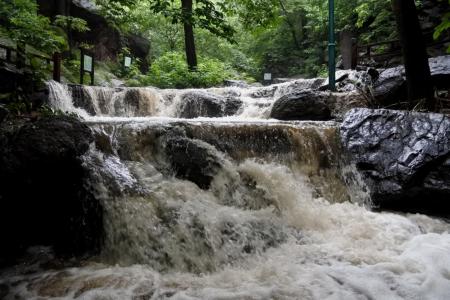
left=0, top=43, right=60, bottom=82
left=354, top=32, right=450, bottom=67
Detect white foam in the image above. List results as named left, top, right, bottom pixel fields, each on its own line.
left=1, top=160, right=449, bottom=299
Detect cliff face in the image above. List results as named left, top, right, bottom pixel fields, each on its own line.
left=36, top=0, right=150, bottom=71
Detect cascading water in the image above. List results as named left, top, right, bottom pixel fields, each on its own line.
left=1, top=81, right=449, bottom=299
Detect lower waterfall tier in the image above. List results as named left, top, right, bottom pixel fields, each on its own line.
left=2, top=119, right=449, bottom=299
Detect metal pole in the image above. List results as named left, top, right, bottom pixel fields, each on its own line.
left=328, top=0, right=336, bottom=91
left=52, top=52, right=61, bottom=82
left=80, top=49, right=84, bottom=85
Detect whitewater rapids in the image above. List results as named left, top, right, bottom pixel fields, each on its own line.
left=0, top=81, right=449, bottom=300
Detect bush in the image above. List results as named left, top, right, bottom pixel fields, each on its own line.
left=137, top=52, right=237, bottom=88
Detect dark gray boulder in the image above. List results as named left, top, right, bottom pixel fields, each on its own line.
left=340, top=108, right=450, bottom=215
left=0, top=104, right=8, bottom=123
left=125, top=34, right=151, bottom=73
left=429, top=55, right=450, bottom=89
left=178, top=91, right=242, bottom=118
left=371, top=66, right=407, bottom=106
left=165, top=137, right=224, bottom=189
left=270, top=91, right=332, bottom=121
left=224, top=80, right=250, bottom=88
left=0, top=116, right=102, bottom=265
left=369, top=55, right=450, bottom=106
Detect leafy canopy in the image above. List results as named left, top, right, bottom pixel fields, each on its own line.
left=0, top=0, right=65, bottom=53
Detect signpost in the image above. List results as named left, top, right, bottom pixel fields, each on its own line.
left=80, top=48, right=94, bottom=85
left=263, top=72, right=272, bottom=85
left=328, top=0, right=336, bottom=91
left=124, top=56, right=132, bottom=68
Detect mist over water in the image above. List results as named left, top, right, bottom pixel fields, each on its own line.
left=1, top=81, right=449, bottom=299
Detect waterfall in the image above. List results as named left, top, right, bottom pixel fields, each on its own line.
left=1, top=81, right=450, bottom=300
left=46, top=79, right=327, bottom=120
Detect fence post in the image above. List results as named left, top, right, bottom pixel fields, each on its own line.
left=91, top=58, right=95, bottom=85
left=6, top=48, right=11, bottom=62
left=351, top=38, right=358, bottom=69
left=52, top=52, right=61, bottom=82
left=16, top=43, right=26, bottom=69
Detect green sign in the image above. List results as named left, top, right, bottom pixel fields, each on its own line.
left=83, top=55, right=93, bottom=72
left=124, top=56, right=132, bottom=68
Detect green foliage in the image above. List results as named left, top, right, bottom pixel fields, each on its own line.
left=434, top=1, right=450, bottom=53
left=0, top=0, right=65, bottom=54
left=80, top=0, right=450, bottom=81
left=135, top=51, right=235, bottom=88
left=54, top=15, right=90, bottom=33
left=115, top=47, right=142, bottom=78
left=150, top=0, right=235, bottom=42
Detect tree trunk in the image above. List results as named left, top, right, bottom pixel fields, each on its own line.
left=181, top=0, right=197, bottom=71
left=391, top=0, right=435, bottom=110
left=278, top=0, right=301, bottom=51
left=56, top=0, right=73, bottom=57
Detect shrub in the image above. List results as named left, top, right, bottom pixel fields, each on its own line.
left=139, top=52, right=236, bottom=88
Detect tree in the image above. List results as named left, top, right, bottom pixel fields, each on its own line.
left=150, top=0, right=235, bottom=70
left=99, top=0, right=235, bottom=70
left=391, top=0, right=435, bottom=110
left=0, top=0, right=66, bottom=54
left=434, top=0, right=450, bottom=53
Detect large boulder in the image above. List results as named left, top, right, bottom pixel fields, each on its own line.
left=165, top=137, right=224, bottom=189
left=340, top=108, right=450, bottom=215
left=177, top=91, right=242, bottom=118
left=371, top=66, right=407, bottom=106
left=429, top=55, right=450, bottom=89
left=367, top=55, right=450, bottom=106
left=0, top=116, right=102, bottom=266
left=270, top=91, right=332, bottom=121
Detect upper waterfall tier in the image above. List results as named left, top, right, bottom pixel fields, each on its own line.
left=47, top=79, right=325, bottom=120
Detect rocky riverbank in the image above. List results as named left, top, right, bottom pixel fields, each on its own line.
left=0, top=116, right=103, bottom=266
left=341, top=108, right=450, bottom=217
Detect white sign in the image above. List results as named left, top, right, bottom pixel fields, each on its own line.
left=124, top=56, right=132, bottom=67
left=264, top=73, right=272, bottom=81
left=83, top=55, right=93, bottom=72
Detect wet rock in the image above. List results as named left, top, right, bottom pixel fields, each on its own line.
left=368, top=55, right=450, bottom=106
left=250, top=86, right=277, bottom=98
left=0, top=64, right=21, bottom=94
left=165, top=137, right=224, bottom=189
left=0, top=116, right=103, bottom=265
left=319, top=56, right=450, bottom=107
left=371, top=66, right=407, bottom=106
left=429, top=55, right=450, bottom=89
left=178, top=91, right=242, bottom=118
left=224, top=80, right=250, bottom=88
left=0, top=104, right=8, bottom=123
left=270, top=91, right=332, bottom=121
left=0, top=284, right=9, bottom=299
left=340, top=108, right=450, bottom=215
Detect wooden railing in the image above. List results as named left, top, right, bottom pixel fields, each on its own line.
left=0, top=43, right=61, bottom=82
left=353, top=32, right=450, bottom=68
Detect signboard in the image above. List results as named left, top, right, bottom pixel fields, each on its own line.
left=264, top=73, right=272, bottom=81
left=80, top=49, right=94, bottom=85
left=124, top=56, right=132, bottom=68
left=83, top=55, right=93, bottom=72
